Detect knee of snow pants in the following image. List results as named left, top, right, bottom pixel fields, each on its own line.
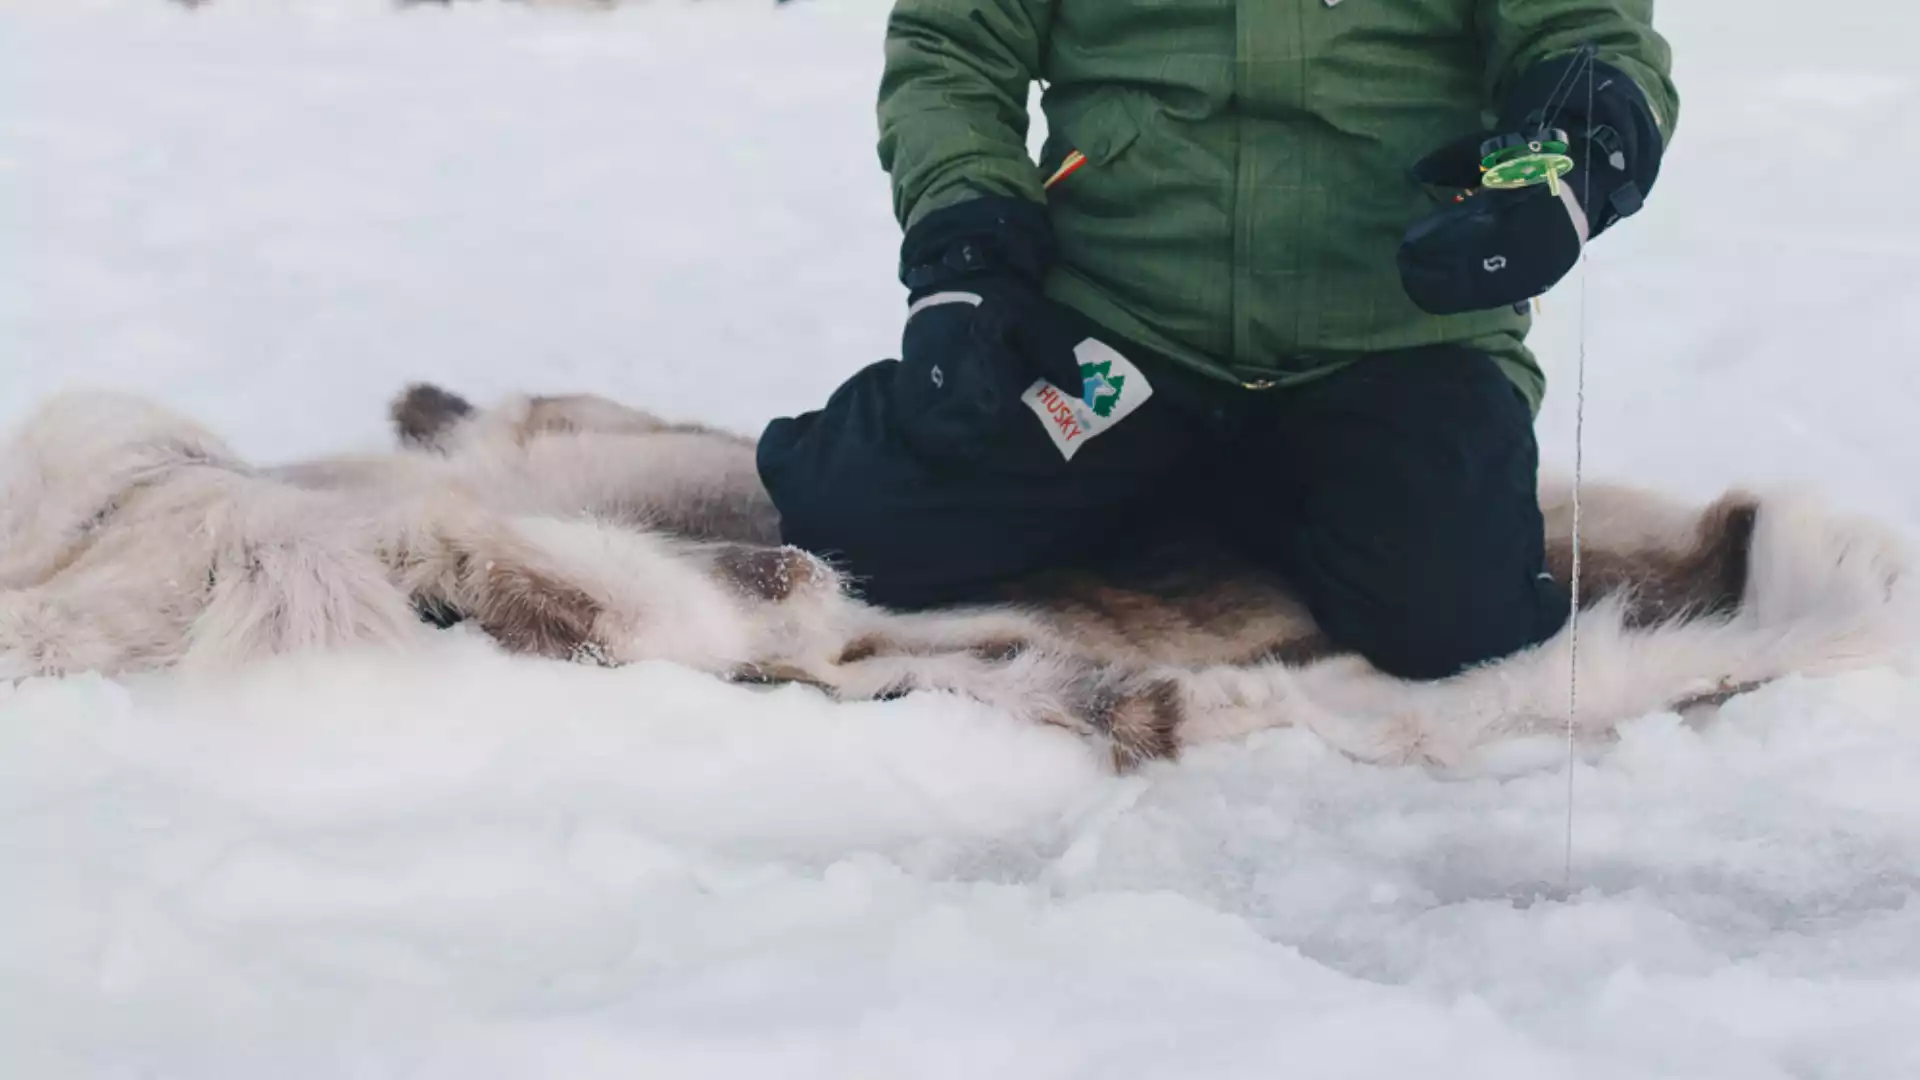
left=755, top=353, right=1200, bottom=610
left=1224, top=345, right=1570, bottom=681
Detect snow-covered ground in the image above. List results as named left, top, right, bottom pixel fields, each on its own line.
left=4, top=1, right=1920, bottom=1077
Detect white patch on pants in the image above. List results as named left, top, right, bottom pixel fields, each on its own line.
left=1021, top=339, right=1154, bottom=461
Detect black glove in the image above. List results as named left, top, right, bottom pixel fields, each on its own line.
left=1398, top=52, right=1666, bottom=316
left=890, top=196, right=1086, bottom=459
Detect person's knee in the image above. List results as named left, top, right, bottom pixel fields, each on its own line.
left=1281, top=347, right=1559, bottom=679
left=1314, top=563, right=1566, bottom=680
left=758, top=416, right=865, bottom=547
left=755, top=418, right=916, bottom=603
left=757, top=404, right=1033, bottom=611
left=1292, top=493, right=1566, bottom=680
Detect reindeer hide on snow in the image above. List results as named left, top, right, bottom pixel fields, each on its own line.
left=0, top=386, right=1910, bottom=772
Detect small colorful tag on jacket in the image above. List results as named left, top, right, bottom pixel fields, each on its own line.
left=1044, top=149, right=1088, bottom=191
left=1022, top=339, right=1154, bottom=461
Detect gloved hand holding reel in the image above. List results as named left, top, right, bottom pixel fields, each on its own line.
left=1398, top=43, right=1666, bottom=316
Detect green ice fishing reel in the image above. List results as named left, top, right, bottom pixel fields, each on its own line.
left=1479, top=128, right=1575, bottom=195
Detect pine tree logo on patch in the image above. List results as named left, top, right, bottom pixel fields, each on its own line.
left=1022, top=340, right=1154, bottom=461
left=1079, top=359, right=1126, bottom=418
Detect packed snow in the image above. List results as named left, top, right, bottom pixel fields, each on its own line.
left=4, top=1, right=1920, bottom=1077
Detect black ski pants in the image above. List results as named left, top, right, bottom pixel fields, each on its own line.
left=757, top=337, right=1569, bottom=681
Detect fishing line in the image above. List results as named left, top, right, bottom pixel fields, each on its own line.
left=1471, top=44, right=1601, bottom=890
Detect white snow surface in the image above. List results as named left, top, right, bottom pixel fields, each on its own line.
left=5, top=1, right=1920, bottom=1077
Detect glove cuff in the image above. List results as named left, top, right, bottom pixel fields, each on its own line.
left=899, top=196, right=1056, bottom=294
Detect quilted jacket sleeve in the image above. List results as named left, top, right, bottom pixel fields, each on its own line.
left=1477, top=0, right=1679, bottom=142
left=877, top=0, right=1055, bottom=231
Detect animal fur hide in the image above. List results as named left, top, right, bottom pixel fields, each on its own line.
left=0, top=386, right=1910, bottom=771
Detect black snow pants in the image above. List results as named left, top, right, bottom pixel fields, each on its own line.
left=756, top=323, right=1569, bottom=681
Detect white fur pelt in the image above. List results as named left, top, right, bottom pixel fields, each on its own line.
left=0, top=387, right=1910, bottom=772
left=0, top=394, right=424, bottom=675
left=0, top=392, right=862, bottom=687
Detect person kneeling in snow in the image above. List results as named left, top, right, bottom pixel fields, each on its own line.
left=757, top=0, right=1676, bottom=680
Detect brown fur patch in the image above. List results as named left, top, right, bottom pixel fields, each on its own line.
left=1239, top=632, right=1340, bottom=668
left=469, top=560, right=605, bottom=660
left=1092, top=679, right=1185, bottom=771
left=998, top=551, right=1323, bottom=668
left=390, top=384, right=475, bottom=450
left=710, top=544, right=820, bottom=603
left=1674, top=678, right=1769, bottom=713
left=523, top=396, right=585, bottom=437
left=835, top=635, right=883, bottom=665
left=968, top=638, right=1030, bottom=663
left=830, top=634, right=1026, bottom=666
left=1551, top=495, right=1759, bottom=627
left=728, top=663, right=834, bottom=693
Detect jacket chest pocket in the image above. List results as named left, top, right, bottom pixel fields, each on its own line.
left=1037, top=92, right=1141, bottom=199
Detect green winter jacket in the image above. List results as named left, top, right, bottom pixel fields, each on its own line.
left=877, top=0, right=1678, bottom=410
